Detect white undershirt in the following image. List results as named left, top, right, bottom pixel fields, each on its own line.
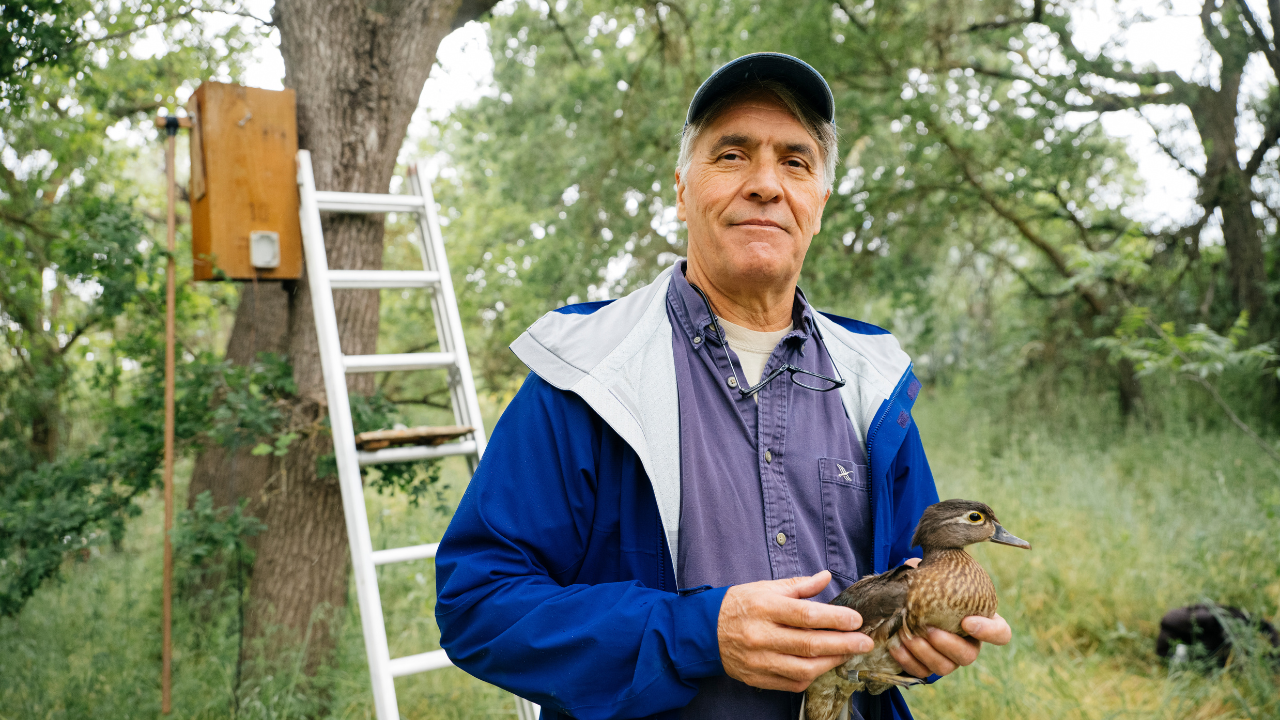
left=719, top=317, right=793, bottom=395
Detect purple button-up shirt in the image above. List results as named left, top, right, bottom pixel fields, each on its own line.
left=667, top=263, right=874, bottom=719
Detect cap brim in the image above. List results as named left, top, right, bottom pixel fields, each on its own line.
left=686, top=52, right=835, bottom=126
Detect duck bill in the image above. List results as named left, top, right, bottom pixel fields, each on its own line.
left=989, top=524, right=1031, bottom=550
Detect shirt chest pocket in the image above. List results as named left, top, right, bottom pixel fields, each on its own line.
left=818, top=457, right=871, bottom=585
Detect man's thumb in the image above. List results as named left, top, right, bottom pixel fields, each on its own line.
left=778, top=570, right=832, bottom=598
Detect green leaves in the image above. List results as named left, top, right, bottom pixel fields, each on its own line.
left=1097, top=309, right=1278, bottom=382
left=251, top=433, right=298, bottom=458
left=0, top=0, right=82, bottom=101
left=202, top=352, right=297, bottom=451
left=172, top=490, right=264, bottom=615
left=316, top=393, right=445, bottom=509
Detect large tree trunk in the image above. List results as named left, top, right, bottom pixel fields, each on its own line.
left=1191, top=71, right=1270, bottom=325
left=188, top=0, right=498, bottom=678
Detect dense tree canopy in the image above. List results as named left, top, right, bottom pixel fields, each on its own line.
left=0, top=0, right=266, bottom=614
left=431, top=0, right=1277, bottom=419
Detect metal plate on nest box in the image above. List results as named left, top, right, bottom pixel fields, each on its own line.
left=250, top=231, right=281, bottom=269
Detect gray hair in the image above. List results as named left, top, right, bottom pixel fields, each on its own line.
left=676, top=79, right=838, bottom=190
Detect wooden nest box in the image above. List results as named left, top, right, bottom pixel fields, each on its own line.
left=187, top=82, right=302, bottom=280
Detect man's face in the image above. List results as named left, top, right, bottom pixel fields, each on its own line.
left=676, top=92, right=831, bottom=293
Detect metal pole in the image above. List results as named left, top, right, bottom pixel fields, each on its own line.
left=161, top=114, right=180, bottom=715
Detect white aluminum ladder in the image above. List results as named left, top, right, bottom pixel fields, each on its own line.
left=296, top=150, right=539, bottom=720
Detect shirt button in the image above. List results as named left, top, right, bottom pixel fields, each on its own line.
left=776, top=532, right=787, bottom=546
left=693, top=335, right=702, bottom=345
left=764, top=449, right=772, bottom=463
left=727, top=376, right=738, bottom=388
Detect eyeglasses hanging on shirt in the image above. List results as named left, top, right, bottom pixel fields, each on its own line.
left=689, top=282, right=847, bottom=397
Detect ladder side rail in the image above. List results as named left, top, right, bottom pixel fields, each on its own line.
left=297, top=150, right=399, bottom=720
left=405, top=169, right=460, bottom=432
left=409, top=168, right=489, bottom=461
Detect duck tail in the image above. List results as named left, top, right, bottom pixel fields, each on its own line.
left=803, top=676, right=853, bottom=720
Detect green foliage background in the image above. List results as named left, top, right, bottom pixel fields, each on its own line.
left=2, top=0, right=1279, bottom=717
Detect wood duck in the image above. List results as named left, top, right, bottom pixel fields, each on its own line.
left=804, top=499, right=1031, bottom=720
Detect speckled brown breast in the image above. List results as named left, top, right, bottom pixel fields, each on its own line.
left=905, top=549, right=997, bottom=637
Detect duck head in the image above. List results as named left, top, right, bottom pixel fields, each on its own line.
left=911, top=499, right=1032, bottom=551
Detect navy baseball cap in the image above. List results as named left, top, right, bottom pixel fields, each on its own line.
left=685, top=52, right=835, bottom=127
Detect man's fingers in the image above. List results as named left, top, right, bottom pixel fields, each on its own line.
left=724, top=648, right=849, bottom=692
left=769, top=627, right=873, bottom=658
left=894, top=634, right=953, bottom=676
left=961, top=613, right=1012, bottom=646
left=923, top=627, right=981, bottom=667
left=772, top=651, right=849, bottom=682
left=746, top=652, right=850, bottom=692
left=775, top=570, right=835, bottom=599
left=770, top=595, right=863, bottom=631
left=887, top=641, right=931, bottom=678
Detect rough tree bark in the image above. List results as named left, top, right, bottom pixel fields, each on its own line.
left=1187, top=42, right=1270, bottom=323
left=187, top=0, right=499, bottom=675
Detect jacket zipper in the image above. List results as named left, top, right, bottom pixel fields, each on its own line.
left=865, top=405, right=885, bottom=573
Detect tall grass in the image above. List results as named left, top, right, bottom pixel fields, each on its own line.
left=906, top=385, right=1280, bottom=720
left=2, top=388, right=1277, bottom=719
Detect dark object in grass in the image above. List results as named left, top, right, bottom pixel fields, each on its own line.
left=1156, top=604, right=1280, bottom=667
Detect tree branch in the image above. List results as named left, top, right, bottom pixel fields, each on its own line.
left=980, top=249, right=1071, bottom=300
left=1050, top=186, right=1099, bottom=250
left=1040, top=14, right=1190, bottom=92
left=1200, top=0, right=1249, bottom=75
left=0, top=209, right=55, bottom=239
left=1076, top=88, right=1185, bottom=113
left=80, top=7, right=199, bottom=45
left=1234, top=0, right=1280, bottom=76
left=966, top=0, right=1045, bottom=32
left=1244, top=112, right=1280, bottom=177
left=545, top=4, right=586, bottom=67
left=198, top=5, right=274, bottom=26
left=385, top=394, right=451, bottom=410
left=57, top=315, right=101, bottom=355
left=833, top=0, right=870, bottom=35
left=451, top=0, right=502, bottom=31
left=934, top=126, right=1106, bottom=314
left=1143, top=113, right=1205, bottom=178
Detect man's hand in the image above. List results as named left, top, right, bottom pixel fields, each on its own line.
left=718, top=570, right=873, bottom=693
left=879, top=557, right=1009, bottom=679
left=888, top=613, right=1011, bottom=678
left=885, top=557, right=1012, bottom=679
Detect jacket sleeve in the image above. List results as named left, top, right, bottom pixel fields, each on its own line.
left=434, top=374, right=726, bottom=719
left=886, top=422, right=939, bottom=567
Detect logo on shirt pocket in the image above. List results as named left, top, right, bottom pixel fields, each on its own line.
left=819, top=457, right=871, bottom=585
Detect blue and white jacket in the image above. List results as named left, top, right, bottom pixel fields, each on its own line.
left=436, top=266, right=939, bottom=720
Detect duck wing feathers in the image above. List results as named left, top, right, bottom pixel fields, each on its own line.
left=829, top=564, right=913, bottom=642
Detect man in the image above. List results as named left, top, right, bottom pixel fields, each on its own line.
left=435, top=53, right=1011, bottom=720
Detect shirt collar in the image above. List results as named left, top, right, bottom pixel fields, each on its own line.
left=667, top=259, right=818, bottom=350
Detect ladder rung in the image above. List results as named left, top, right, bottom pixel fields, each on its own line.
left=388, top=649, right=452, bottom=677
left=314, top=191, right=428, bottom=214
left=371, top=543, right=439, bottom=566
left=329, top=270, right=441, bottom=289
left=357, top=440, right=477, bottom=466
left=343, top=352, right=455, bottom=374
